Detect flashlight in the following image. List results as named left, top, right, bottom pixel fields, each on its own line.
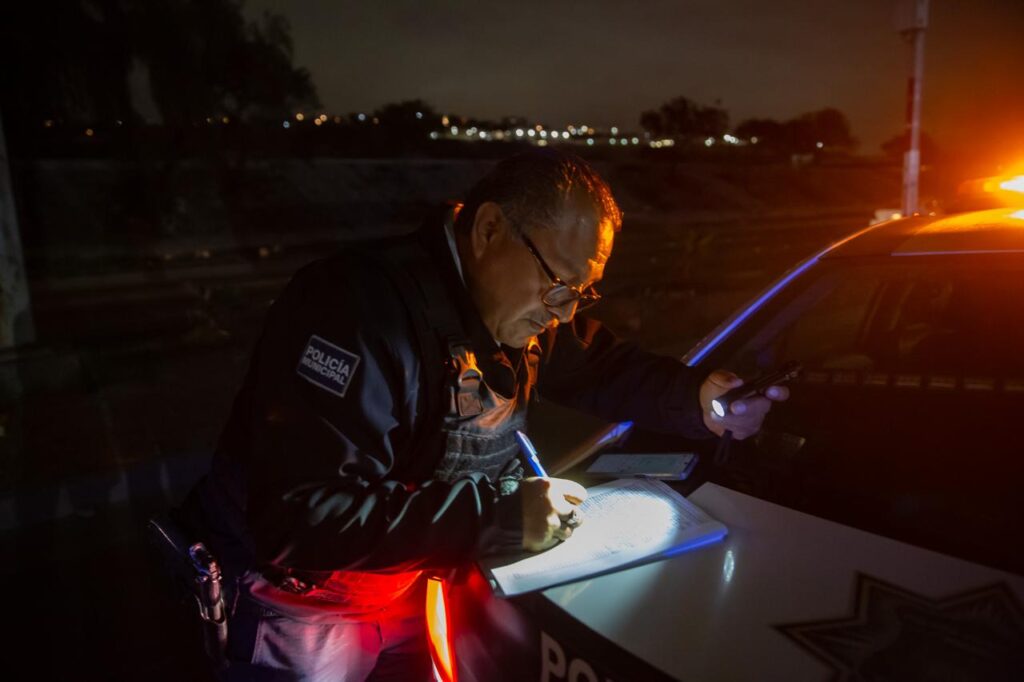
left=711, top=361, right=802, bottom=419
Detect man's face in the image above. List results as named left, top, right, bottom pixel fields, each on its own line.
left=462, top=193, right=615, bottom=348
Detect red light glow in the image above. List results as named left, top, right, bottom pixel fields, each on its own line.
left=426, top=576, right=457, bottom=682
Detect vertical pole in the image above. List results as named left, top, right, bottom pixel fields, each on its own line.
left=0, top=109, right=34, bottom=349
left=901, top=0, right=928, bottom=216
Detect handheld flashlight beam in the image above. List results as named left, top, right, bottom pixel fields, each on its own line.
left=711, top=362, right=802, bottom=419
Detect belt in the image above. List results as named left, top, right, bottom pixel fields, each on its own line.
left=259, top=565, right=323, bottom=595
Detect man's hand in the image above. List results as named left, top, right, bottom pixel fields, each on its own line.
left=700, top=369, right=789, bottom=440
left=520, top=477, right=588, bottom=552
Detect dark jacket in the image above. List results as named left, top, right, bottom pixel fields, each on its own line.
left=187, top=219, right=711, bottom=578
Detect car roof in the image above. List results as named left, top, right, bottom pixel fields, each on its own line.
left=823, top=207, right=1024, bottom=259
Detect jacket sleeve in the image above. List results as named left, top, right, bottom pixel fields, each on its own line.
left=536, top=315, right=714, bottom=439
left=243, top=257, right=521, bottom=573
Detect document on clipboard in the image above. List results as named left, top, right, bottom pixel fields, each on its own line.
left=479, top=477, right=727, bottom=597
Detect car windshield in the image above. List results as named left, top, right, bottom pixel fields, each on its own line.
left=700, top=255, right=1024, bottom=573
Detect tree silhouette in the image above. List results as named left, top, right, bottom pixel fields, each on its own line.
left=639, top=96, right=729, bottom=140
left=1, top=1, right=137, bottom=131
left=735, top=118, right=785, bottom=145
left=370, top=99, right=442, bottom=140
left=0, top=0, right=317, bottom=134
left=134, top=1, right=318, bottom=126
left=735, top=108, right=855, bottom=153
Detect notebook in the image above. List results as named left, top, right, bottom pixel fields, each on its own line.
left=480, top=477, right=727, bottom=597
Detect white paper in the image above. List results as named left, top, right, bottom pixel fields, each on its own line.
left=482, top=478, right=727, bottom=597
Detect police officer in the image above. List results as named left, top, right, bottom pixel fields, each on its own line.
left=178, top=149, right=787, bottom=680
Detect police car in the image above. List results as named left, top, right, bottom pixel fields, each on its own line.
left=429, top=194, right=1024, bottom=681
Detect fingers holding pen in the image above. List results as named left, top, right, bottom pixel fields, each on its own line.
left=520, top=477, right=587, bottom=551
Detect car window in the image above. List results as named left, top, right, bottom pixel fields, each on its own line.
left=700, top=257, right=1024, bottom=573
left=724, top=260, right=1024, bottom=377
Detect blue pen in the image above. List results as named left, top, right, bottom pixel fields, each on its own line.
left=515, top=430, right=548, bottom=477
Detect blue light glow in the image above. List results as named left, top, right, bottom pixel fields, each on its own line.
left=596, top=421, right=634, bottom=448
left=686, top=257, right=820, bottom=366
left=662, top=530, right=727, bottom=558
left=685, top=222, right=885, bottom=366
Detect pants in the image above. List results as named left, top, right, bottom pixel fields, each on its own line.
left=222, top=588, right=434, bottom=682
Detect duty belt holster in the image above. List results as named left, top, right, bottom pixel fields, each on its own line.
left=146, top=514, right=229, bottom=668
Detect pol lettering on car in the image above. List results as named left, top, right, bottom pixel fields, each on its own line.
left=295, top=334, right=361, bottom=397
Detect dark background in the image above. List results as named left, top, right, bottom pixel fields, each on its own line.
left=1, top=1, right=1022, bottom=679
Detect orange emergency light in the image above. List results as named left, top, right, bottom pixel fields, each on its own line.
left=426, top=576, right=457, bottom=682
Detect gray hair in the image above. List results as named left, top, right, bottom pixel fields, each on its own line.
left=453, top=149, right=622, bottom=236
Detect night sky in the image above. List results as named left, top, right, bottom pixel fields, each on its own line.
left=245, top=0, right=1024, bottom=161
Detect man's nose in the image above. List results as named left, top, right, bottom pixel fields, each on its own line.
left=549, top=299, right=579, bottom=324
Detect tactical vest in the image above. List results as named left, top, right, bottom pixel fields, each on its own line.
left=245, top=217, right=535, bottom=618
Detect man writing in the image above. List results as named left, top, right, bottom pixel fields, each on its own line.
left=178, top=149, right=787, bottom=680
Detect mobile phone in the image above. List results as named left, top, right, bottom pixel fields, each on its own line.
left=586, top=453, right=698, bottom=480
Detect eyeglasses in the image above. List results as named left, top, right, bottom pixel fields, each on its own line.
left=519, top=233, right=602, bottom=312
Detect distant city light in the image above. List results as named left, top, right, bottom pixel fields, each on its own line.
left=631, top=137, right=639, bottom=145
left=314, top=118, right=323, bottom=126
left=535, top=124, right=543, bottom=131
left=723, top=134, right=738, bottom=144
left=587, top=138, right=594, bottom=145
left=372, top=117, right=379, bottom=124
left=43, top=119, right=54, bottom=128
left=429, top=131, right=439, bottom=140
left=319, top=114, right=327, bottom=122
left=282, top=121, right=290, bottom=129
left=537, top=140, right=548, bottom=147
left=515, top=129, right=524, bottom=137
left=84, top=128, right=94, bottom=137
left=441, top=115, right=450, bottom=126
left=540, top=130, right=548, bottom=138
left=620, top=138, right=628, bottom=145
left=478, top=131, right=486, bottom=139
left=415, top=111, right=423, bottom=119
left=451, top=126, right=459, bottom=134
left=527, top=129, right=536, bottom=137
left=610, top=138, right=617, bottom=145
left=295, top=112, right=305, bottom=121
left=705, top=137, right=714, bottom=147
left=610, top=126, right=618, bottom=135
left=222, top=116, right=230, bottom=124
left=495, top=131, right=505, bottom=140
left=357, top=113, right=366, bottom=121
left=751, top=136, right=759, bottom=144
left=816, top=141, right=824, bottom=149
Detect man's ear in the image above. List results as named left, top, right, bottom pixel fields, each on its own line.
left=470, top=202, right=508, bottom=260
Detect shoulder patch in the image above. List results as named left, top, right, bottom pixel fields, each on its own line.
left=296, top=334, right=361, bottom=398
